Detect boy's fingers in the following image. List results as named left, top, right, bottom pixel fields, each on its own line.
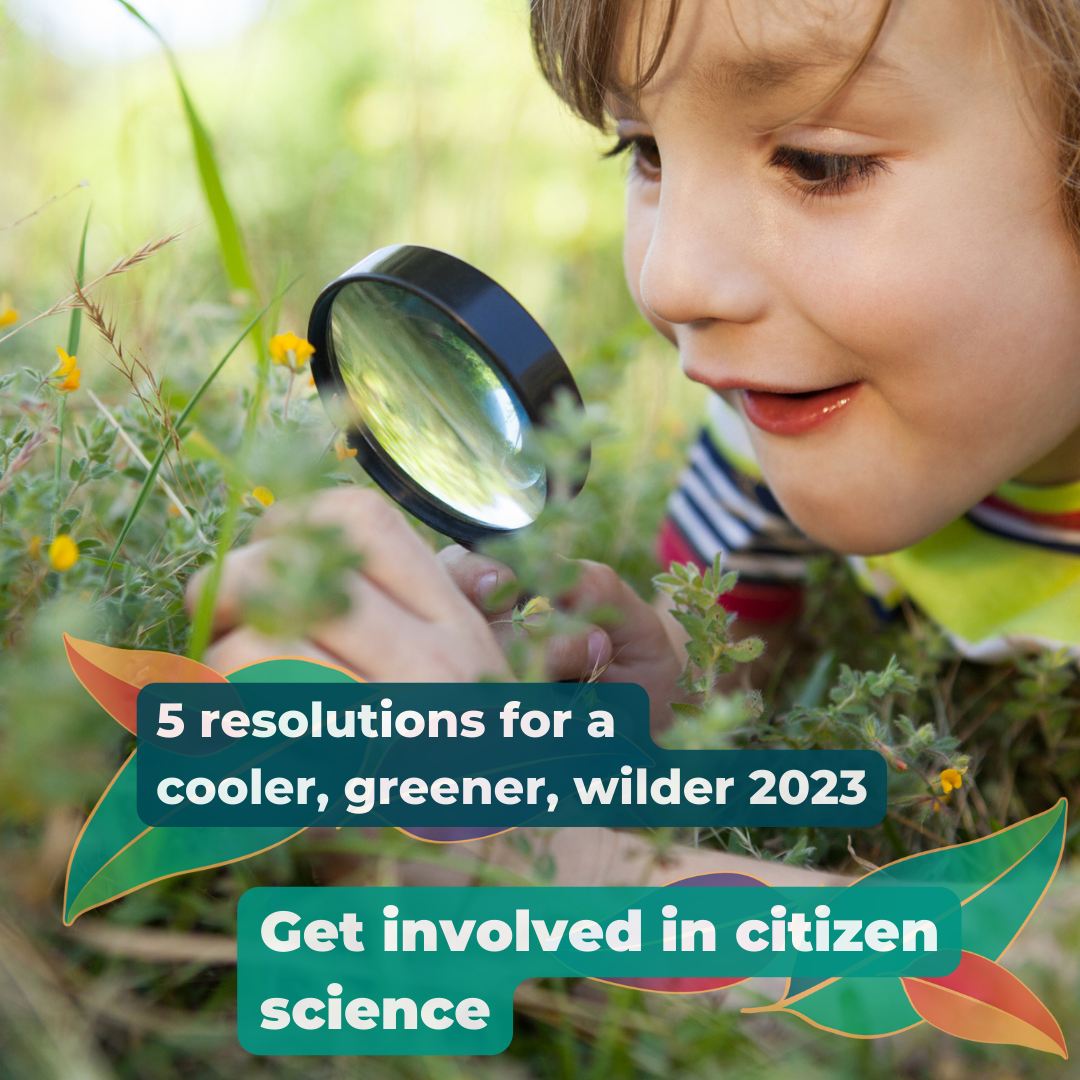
left=306, top=571, right=511, bottom=681
left=305, top=572, right=426, bottom=679
left=252, top=487, right=476, bottom=625
left=184, top=540, right=273, bottom=638
left=540, top=626, right=614, bottom=682
left=437, top=545, right=519, bottom=614
left=555, top=558, right=633, bottom=615
left=203, top=626, right=360, bottom=678
left=556, top=559, right=674, bottom=655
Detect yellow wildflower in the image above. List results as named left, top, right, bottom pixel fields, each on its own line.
left=0, top=293, right=17, bottom=327
left=940, top=768, right=963, bottom=795
left=53, top=346, right=81, bottom=392
left=28, top=535, right=41, bottom=559
left=251, top=486, right=275, bottom=508
left=520, top=596, right=553, bottom=619
left=54, top=346, right=76, bottom=376
left=334, top=434, right=357, bottom=461
left=269, top=332, right=315, bottom=369
left=933, top=801, right=941, bottom=813
left=48, top=535, right=79, bottom=571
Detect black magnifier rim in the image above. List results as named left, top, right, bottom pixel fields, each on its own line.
left=308, top=244, right=588, bottom=546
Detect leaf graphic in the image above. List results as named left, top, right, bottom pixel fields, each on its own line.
left=64, top=655, right=356, bottom=923
left=853, top=798, right=1066, bottom=911
left=64, top=633, right=227, bottom=734
left=64, top=652, right=516, bottom=921
left=600, top=871, right=764, bottom=995
left=63, top=750, right=301, bottom=924
left=902, top=951, right=1067, bottom=1058
left=959, top=807, right=1066, bottom=961
left=746, top=800, right=1068, bottom=1039
left=751, top=976, right=923, bottom=1039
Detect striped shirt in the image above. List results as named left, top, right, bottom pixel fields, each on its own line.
left=658, top=395, right=1080, bottom=660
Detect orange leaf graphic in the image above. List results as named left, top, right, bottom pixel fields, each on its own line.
left=902, top=951, right=1067, bottom=1058
left=63, top=634, right=228, bottom=735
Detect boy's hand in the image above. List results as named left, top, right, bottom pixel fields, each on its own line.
left=185, top=489, right=512, bottom=682
left=438, top=546, right=686, bottom=733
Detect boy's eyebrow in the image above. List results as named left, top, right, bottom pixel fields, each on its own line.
left=696, top=45, right=906, bottom=102
left=607, top=39, right=908, bottom=120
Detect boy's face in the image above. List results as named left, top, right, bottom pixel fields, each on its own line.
left=616, top=0, right=1080, bottom=555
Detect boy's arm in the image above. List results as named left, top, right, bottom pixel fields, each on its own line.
left=401, top=827, right=851, bottom=889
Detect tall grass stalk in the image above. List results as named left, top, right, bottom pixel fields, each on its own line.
left=52, top=209, right=90, bottom=518
left=101, top=299, right=276, bottom=577
left=186, top=483, right=242, bottom=661
left=114, top=0, right=270, bottom=427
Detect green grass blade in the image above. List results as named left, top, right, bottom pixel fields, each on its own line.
left=113, top=1, right=257, bottom=298
left=186, top=483, right=241, bottom=661
left=114, top=0, right=272, bottom=432
left=54, top=208, right=91, bottom=506
left=68, top=207, right=91, bottom=355
left=101, top=298, right=274, bottom=577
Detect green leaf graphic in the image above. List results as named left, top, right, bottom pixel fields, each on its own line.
left=63, top=752, right=301, bottom=924
left=958, top=802, right=1066, bottom=960
left=767, top=977, right=923, bottom=1039
left=226, top=658, right=360, bottom=685
left=64, top=658, right=361, bottom=923
left=854, top=798, right=1066, bottom=899
left=752, top=800, right=1067, bottom=1037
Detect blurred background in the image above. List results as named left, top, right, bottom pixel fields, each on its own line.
left=0, top=0, right=687, bottom=402
left=0, top=2, right=1078, bottom=1078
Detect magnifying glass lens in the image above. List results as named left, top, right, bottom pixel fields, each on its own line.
left=330, top=280, right=546, bottom=530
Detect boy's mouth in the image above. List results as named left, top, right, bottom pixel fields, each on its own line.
left=740, top=382, right=862, bottom=436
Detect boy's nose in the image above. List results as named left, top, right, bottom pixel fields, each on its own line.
left=636, top=174, right=770, bottom=329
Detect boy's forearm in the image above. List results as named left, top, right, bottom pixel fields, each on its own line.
left=400, top=827, right=852, bottom=889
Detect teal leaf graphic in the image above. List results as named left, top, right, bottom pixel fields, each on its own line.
left=63, top=752, right=301, bottom=924
left=756, top=977, right=923, bottom=1038
left=64, top=657, right=361, bottom=923
left=747, top=800, right=1067, bottom=1038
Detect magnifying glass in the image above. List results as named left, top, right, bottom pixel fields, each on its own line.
left=307, top=245, right=588, bottom=546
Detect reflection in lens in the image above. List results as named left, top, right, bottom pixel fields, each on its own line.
left=329, top=280, right=545, bottom=529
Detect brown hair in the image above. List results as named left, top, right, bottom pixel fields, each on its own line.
left=528, top=0, right=893, bottom=129
left=992, top=1, right=1080, bottom=245
left=529, top=0, right=681, bottom=129
left=529, top=0, right=1080, bottom=243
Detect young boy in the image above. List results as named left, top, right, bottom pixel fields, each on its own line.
left=190, top=0, right=1080, bottom=880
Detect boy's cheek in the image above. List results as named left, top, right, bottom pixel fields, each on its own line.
left=742, top=371, right=1076, bottom=557
left=746, top=414, right=963, bottom=556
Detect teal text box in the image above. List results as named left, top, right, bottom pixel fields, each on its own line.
left=137, top=683, right=886, bottom=828
left=237, top=885, right=960, bottom=1055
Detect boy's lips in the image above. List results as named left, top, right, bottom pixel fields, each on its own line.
left=740, top=382, right=862, bottom=436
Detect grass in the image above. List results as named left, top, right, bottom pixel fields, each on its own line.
left=0, top=2, right=1078, bottom=1077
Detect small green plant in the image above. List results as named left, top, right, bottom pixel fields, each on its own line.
left=652, top=552, right=764, bottom=704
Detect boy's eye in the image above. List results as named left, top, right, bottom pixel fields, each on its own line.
left=769, top=145, right=887, bottom=198
left=605, top=135, right=662, bottom=179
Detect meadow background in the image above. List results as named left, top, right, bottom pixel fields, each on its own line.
left=0, top=1, right=1078, bottom=1077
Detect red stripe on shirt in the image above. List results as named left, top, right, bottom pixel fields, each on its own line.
left=981, top=493, right=1080, bottom=529
left=656, top=518, right=803, bottom=622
